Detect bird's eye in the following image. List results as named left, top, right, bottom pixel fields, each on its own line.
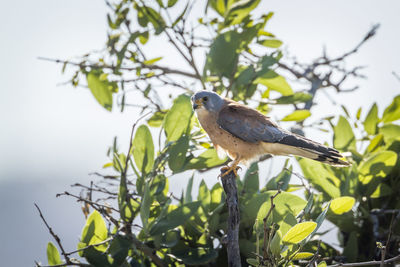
left=203, top=96, right=208, bottom=102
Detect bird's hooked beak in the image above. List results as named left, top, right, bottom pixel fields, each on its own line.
left=192, top=98, right=203, bottom=110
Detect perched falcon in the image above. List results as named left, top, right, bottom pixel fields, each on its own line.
left=191, top=91, right=350, bottom=176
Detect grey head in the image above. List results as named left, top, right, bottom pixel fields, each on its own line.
left=191, top=91, right=224, bottom=113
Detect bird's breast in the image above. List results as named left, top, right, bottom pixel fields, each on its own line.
left=195, top=108, right=266, bottom=163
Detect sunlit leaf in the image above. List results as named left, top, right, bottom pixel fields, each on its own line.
left=140, top=183, right=151, bottom=232
left=281, top=110, right=311, bottom=122
left=225, top=0, right=261, bottom=25
left=292, top=252, right=314, bottom=260
left=150, top=201, right=201, bottom=235
left=274, top=92, right=312, bottom=105
left=255, top=70, right=293, bottom=96
left=382, top=95, right=400, bottom=123
left=47, top=242, right=62, bottom=266
left=367, top=134, right=384, bottom=152
left=334, top=116, right=356, bottom=151
left=168, top=136, right=189, bottom=172
left=78, top=210, right=108, bottom=256
left=185, top=148, right=227, bottom=170
left=143, top=57, right=162, bottom=65
left=318, top=261, right=327, bottom=267
left=330, top=196, right=355, bottom=215
left=86, top=70, right=115, bottom=111
left=298, top=158, right=340, bottom=198
left=270, top=230, right=282, bottom=256
left=363, top=103, right=379, bottom=135
left=282, top=222, right=317, bottom=244
left=370, top=183, right=393, bottom=198
left=198, top=179, right=211, bottom=212
left=205, top=30, right=241, bottom=77
left=164, top=94, right=193, bottom=141
left=132, top=125, right=154, bottom=173
left=259, top=38, right=283, bottom=48
left=358, top=151, right=397, bottom=184
left=380, top=123, right=400, bottom=143
left=148, top=110, right=167, bottom=127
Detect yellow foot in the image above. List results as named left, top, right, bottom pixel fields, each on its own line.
left=219, top=165, right=242, bottom=178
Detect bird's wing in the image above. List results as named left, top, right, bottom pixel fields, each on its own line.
left=217, top=101, right=289, bottom=143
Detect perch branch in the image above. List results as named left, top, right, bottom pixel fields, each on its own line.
left=220, top=169, right=242, bottom=267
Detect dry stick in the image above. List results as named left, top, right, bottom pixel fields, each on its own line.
left=34, top=204, right=90, bottom=267
left=220, top=169, right=242, bottom=267
left=37, top=56, right=198, bottom=79
left=262, top=190, right=281, bottom=260
left=327, top=254, right=400, bottom=267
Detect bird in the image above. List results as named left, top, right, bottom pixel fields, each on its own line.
left=191, top=90, right=350, bottom=177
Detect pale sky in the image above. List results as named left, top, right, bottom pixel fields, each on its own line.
left=0, top=0, right=399, bottom=266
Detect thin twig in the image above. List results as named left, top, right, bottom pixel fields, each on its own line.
left=327, top=254, right=400, bottom=267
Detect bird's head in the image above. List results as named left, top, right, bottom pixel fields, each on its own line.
left=191, top=91, right=224, bottom=113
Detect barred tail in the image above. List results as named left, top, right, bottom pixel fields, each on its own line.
left=278, top=134, right=350, bottom=167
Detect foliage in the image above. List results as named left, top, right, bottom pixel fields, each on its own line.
left=37, top=0, right=399, bottom=266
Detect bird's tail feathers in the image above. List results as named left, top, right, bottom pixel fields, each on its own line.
left=278, top=134, right=350, bottom=167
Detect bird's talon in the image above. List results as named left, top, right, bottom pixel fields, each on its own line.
left=219, top=165, right=241, bottom=178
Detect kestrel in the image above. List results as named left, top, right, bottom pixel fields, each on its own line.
left=191, top=91, right=350, bottom=176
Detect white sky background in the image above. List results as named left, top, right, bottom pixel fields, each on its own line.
left=0, top=0, right=399, bottom=266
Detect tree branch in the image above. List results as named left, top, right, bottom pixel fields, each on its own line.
left=220, top=169, right=242, bottom=267
left=37, top=57, right=198, bottom=79
left=327, top=254, right=400, bottom=267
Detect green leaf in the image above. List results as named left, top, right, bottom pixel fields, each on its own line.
left=148, top=110, right=167, bottom=127
left=254, top=70, right=293, bottom=96
left=168, top=136, right=189, bottom=172
left=274, top=92, right=312, bottom=104
left=363, top=103, right=379, bottom=135
left=205, top=30, right=241, bottom=77
left=161, top=229, right=180, bottom=248
left=382, top=95, right=400, bottom=123
left=343, top=231, right=358, bottom=262
left=210, top=183, right=224, bottom=211
left=259, top=38, right=283, bottom=48
left=140, top=183, right=151, bottom=232
left=167, top=0, right=178, bottom=7
left=47, top=242, right=62, bottom=266
left=281, top=110, right=311, bottom=122
left=150, top=201, right=201, bottom=235
left=243, top=162, right=259, bottom=194
left=367, top=134, right=384, bottom=152
left=334, top=116, right=356, bottom=151
left=358, top=150, right=398, bottom=184
left=314, top=203, right=330, bottom=235
left=78, top=210, right=108, bottom=256
left=266, top=163, right=291, bottom=191
left=254, top=191, right=306, bottom=233
left=164, top=94, right=193, bottom=141
left=292, top=252, right=314, bottom=260
left=108, top=235, right=131, bottom=265
left=380, top=123, right=400, bottom=143
left=318, top=261, right=327, bottom=267
left=184, top=175, right=194, bottom=203
left=330, top=196, right=355, bottom=215
left=132, top=125, right=154, bottom=173
left=143, top=56, right=162, bottom=65
left=370, top=183, right=393, bottom=198
left=282, top=222, right=317, bottom=244
left=224, top=0, right=261, bottom=25
left=246, top=258, right=259, bottom=266
left=185, top=148, right=227, bottom=170
left=141, top=6, right=166, bottom=34
left=297, top=158, right=341, bottom=199
left=270, top=230, right=282, bottom=256
left=198, top=179, right=211, bottom=212
left=86, top=70, right=115, bottom=111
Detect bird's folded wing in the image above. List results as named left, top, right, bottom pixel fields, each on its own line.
left=217, top=102, right=289, bottom=143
